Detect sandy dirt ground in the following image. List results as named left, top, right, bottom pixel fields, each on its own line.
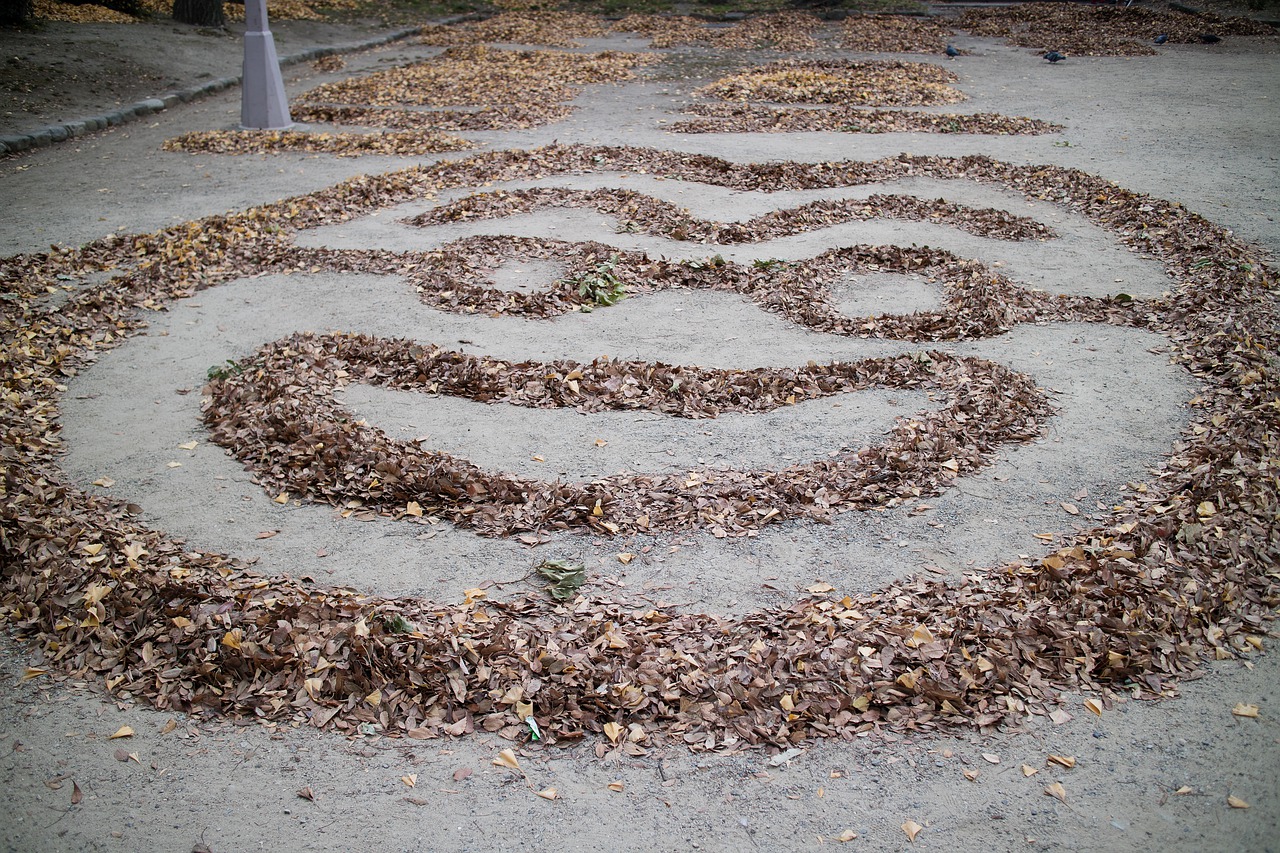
left=1, top=12, right=1278, bottom=853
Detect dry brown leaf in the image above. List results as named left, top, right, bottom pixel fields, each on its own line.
left=837, top=829, right=858, bottom=842
left=1044, top=781, right=1067, bottom=803
left=607, top=781, right=624, bottom=792
left=1231, top=703, right=1259, bottom=718
left=1021, top=764, right=1039, bottom=777
left=1228, top=795, right=1250, bottom=809
left=1084, top=698, right=1104, bottom=716
left=536, top=787, right=559, bottom=800
left=297, top=786, right=316, bottom=801
left=108, top=726, right=134, bottom=740
left=402, top=774, right=417, bottom=788
left=901, top=820, right=923, bottom=842
left=1047, top=754, right=1076, bottom=769
left=962, top=769, right=980, bottom=782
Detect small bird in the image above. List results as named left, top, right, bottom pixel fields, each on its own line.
left=945, top=44, right=960, bottom=58
left=1199, top=32, right=1221, bottom=43
left=1154, top=33, right=1169, bottom=44
left=1044, top=51, right=1066, bottom=63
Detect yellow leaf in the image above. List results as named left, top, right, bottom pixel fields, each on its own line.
left=405, top=501, right=423, bottom=517
left=515, top=700, right=533, bottom=720
left=365, top=690, right=382, bottom=707
left=807, top=582, right=835, bottom=594
left=353, top=618, right=369, bottom=638
left=1084, top=698, right=1103, bottom=716
left=531, top=455, right=544, bottom=462
left=607, top=781, right=624, bottom=793
left=594, top=438, right=607, bottom=447
left=273, top=492, right=289, bottom=504
left=1044, top=781, right=1067, bottom=803
left=962, top=769, right=979, bottom=781
left=401, top=774, right=417, bottom=788
left=1175, top=786, right=1193, bottom=795
left=1021, top=764, right=1039, bottom=777
left=617, top=553, right=635, bottom=564
left=82, top=543, right=104, bottom=556
left=603, top=722, right=623, bottom=744
left=901, top=820, right=923, bottom=842
left=592, top=499, right=603, bottom=517
left=1047, top=754, right=1076, bottom=769
left=82, top=583, right=112, bottom=606
left=166, top=461, right=182, bottom=468
left=22, top=667, right=48, bottom=681
left=304, top=678, right=322, bottom=701
left=1196, top=501, right=1216, bottom=518
left=161, top=719, right=177, bottom=735
left=837, top=829, right=858, bottom=842
left=492, top=749, right=521, bottom=771
left=1231, top=703, right=1259, bottom=718
left=178, top=441, right=198, bottom=450
left=109, top=726, right=134, bottom=740
left=908, top=625, right=935, bottom=647
left=536, top=787, right=559, bottom=800
left=940, top=458, right=959, bottom=472
left=221, top=630, right=243, bottom=650
left=1228, top=795, right=1249, bottom=809
left=92, top=477, right=115, bottom=488
left=780, top=693, right=795, bottom=711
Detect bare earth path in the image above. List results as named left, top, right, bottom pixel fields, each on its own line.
left=1, top=13, right=1278, bottom=853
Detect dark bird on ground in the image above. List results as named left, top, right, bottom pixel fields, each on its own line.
left=1199, top=33, right=1221, bottom=43
left=1154, top=33, right=1169, bottom=44
left=1044, top=51, right=1066, bottom=63
left=945, top=44, right=960, bottom=58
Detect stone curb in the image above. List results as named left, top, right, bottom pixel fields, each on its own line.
left=0, top=24, right=424, bottom=157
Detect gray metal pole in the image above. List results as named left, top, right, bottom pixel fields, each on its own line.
left=241, top=0, right=292, bottom=129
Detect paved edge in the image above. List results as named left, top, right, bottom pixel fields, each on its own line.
left=0, top=25, right=424, bottom=157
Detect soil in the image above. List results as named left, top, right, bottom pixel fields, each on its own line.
left=1, top=12, right=1278, bottom=853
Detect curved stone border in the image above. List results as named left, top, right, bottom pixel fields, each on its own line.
left=0, top=25, right=426, bottom=158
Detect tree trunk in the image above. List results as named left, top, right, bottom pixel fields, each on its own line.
left=0, top=0, right=35, bottom=25
left=172, top=0, right=224, bottom=27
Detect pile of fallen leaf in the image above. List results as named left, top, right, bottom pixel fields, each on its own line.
left=416, top=11, right=608, bottom=47
left=406, top=186, right=1053, bottom=242
left=205, top=335, right=1048, bottom=537
left=674, top=103, right=1059, bottom=135
left=698, top=59, right=965, bottom=107
left=1, top=144, right=1277, bottom=751
left=33, top=0, right=135, bottom=23
left=162, top=129, right=473, bottom=157
left=958, top=3, right=1276, bottom=56
left=841, top=14, right=955, bottom=53
left=609, top=14, right=712, bottom=49
left=287, top=45, right=654, bottom=135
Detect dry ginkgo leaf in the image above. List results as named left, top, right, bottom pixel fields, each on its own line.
left=109, top=726, right=134, bottom=740
left=603, top=722, right=623, bottom=744
left=536, top=787, right=560, bottom=800
left=901, top=820, right=923, bottom=842
left=1044, top=781, right=1067, bottom=803
left=982, top=752, right=1001, bottom=764
left=1231, top=703, right=1259, bottom=718
left=607, top=781, right=624, bottom=792
left=1047, top=754, right=1077, bottom=769
left=837, top=829, right=858, bottom=842
left=962, top=769, right=980, bottom=782
left=1227, top=795, right=1250, bottom=809
left=492, top=749, right=521, bottom=771
left=1021, top=764, right=1039, bottom=777
left=401, top=774, right=417, bottom=788
left=1084, top=698, right=1104, bottom=716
